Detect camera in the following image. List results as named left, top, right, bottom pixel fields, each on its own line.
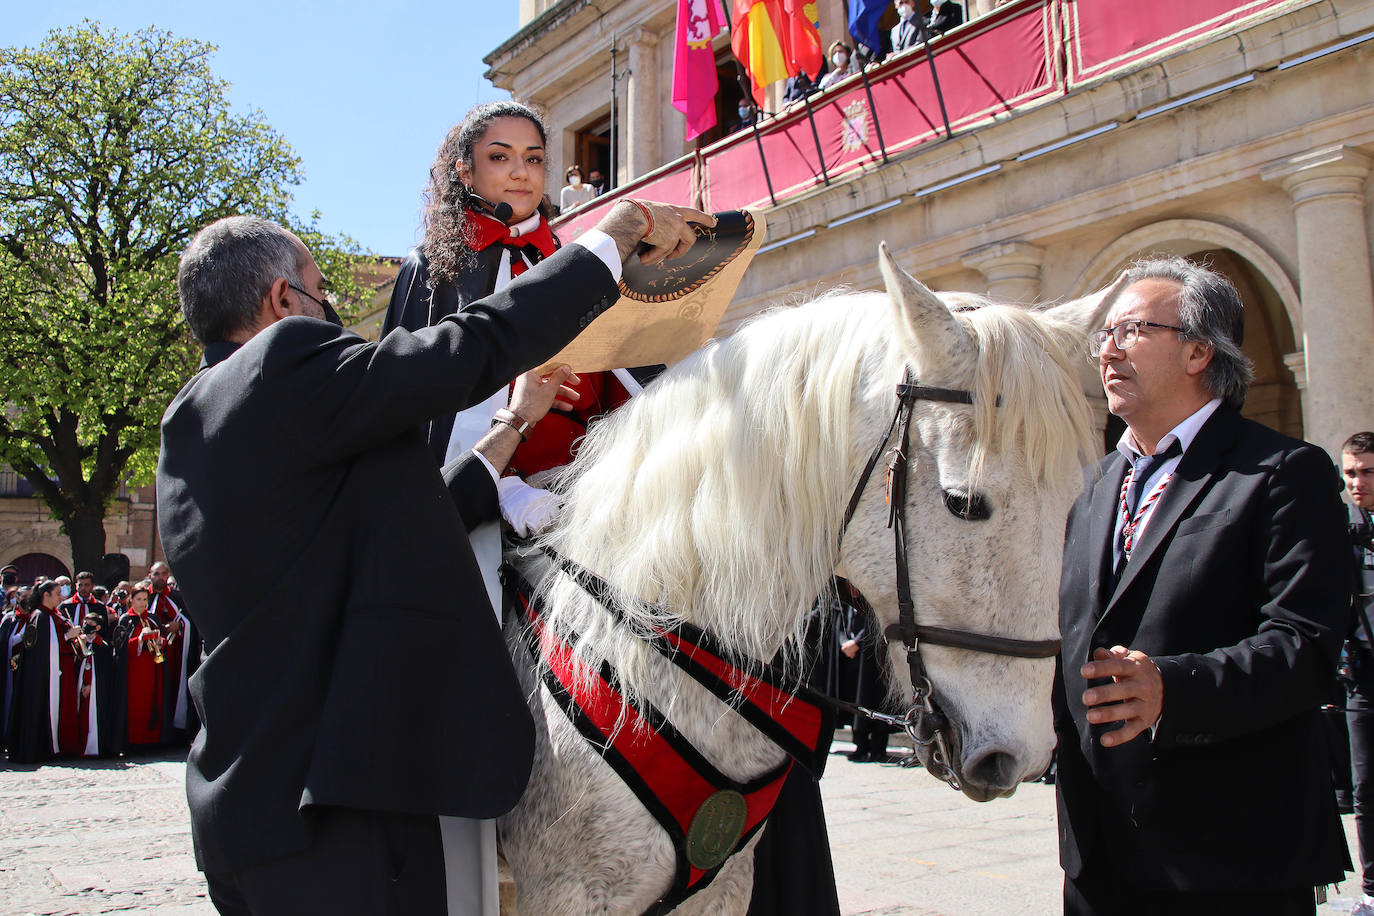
left=1353, top=516, right=1374, bottom=552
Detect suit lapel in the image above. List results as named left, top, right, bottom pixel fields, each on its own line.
left=1102, top=407, right=1240, bottom=615
left=1087, top=455, right=1127, bottom=618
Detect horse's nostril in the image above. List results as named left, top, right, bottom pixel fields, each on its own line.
left=965, top=748, right=1020, bottom=791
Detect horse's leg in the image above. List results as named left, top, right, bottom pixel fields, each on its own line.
left=667, top=836, right=760, bottom=916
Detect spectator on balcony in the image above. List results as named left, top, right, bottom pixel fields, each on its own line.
left=782, top=69, right=819, bottom=105
left=818, top=41, right=858, bottom=91
left=729, top=100, right=758, bottom=133
left=587, top=168, right=606, bottom=196
left=559, top=164, right=596, bottom=212
left=891, top=0, right=923, bottom=53
left=925, top=0, right=965, bottom=35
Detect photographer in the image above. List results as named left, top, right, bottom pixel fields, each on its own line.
left=1343, top=431, right=1374, bottom=916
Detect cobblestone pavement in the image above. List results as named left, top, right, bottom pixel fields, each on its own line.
left=0, top=749, right=210, bottom=915
left=0, top=740, right=1364, bottom=915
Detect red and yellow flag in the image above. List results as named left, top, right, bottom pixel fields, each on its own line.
left=730, top=0, right=824, bottom=105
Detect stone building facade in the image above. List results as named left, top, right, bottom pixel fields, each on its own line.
left=485, top=0, right=1374, bottom=459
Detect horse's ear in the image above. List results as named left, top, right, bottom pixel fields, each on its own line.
left=878, top=242, right=971, bottom=375
left=1039, top=270, right=1131, bottom=333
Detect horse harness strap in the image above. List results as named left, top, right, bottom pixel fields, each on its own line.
left=840, top=368, right=1061, bottom=790
left=505, top=560, right=833, bottom=916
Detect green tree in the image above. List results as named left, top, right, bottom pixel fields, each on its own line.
left=0, top=21, right=370, bottom=575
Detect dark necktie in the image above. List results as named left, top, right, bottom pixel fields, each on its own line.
left=1114, top=439, right=1182, bottom=574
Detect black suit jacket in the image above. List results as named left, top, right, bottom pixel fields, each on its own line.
left=925, top=2, right=964, bottom=35
left=157, top=244, right=618, bottom=873
left=1053, top=406, right=1351, bottom=891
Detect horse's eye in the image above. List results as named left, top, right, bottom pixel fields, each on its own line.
left=943, top=490, right=991, bottom=521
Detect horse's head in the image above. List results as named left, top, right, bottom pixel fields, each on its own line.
left=839, top=244, right=1123, bottom=802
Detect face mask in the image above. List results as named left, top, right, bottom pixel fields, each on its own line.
left=569, top=175, right=582, bottom=187
left=833, top=53, right=849, bottom=67
left=739, top=106, right=751, bottom=119
left=60, top=585, right=71, bottom=598
left=898, top=4, right=915, bottom=18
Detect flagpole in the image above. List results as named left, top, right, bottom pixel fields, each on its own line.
left=918, top=22, right=953, bottom=138
left=858, top=65, right=890, bottom=164
left=801, top=93, right=830, bottom=186
left=610, top=34, right=620, bottom=191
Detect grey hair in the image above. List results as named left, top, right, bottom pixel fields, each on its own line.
left=178, top=216, right=305, bottom=343
left=1123, top=256, right=1253, bottom=408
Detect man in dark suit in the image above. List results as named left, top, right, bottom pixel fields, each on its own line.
left=1053, top=257, right=1350, bottom=914
left=924, top=0, right=964, bottom=35
left=1341, top=432, right=1374, bottom=916
left=157, top=202, right=707, bottom=914
left=891, top=0, right=923, bottom=53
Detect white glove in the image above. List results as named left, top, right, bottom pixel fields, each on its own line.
left=497, top=476, right=563, bottom=537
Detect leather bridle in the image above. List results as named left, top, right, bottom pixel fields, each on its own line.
left=839, top=369, right=1061, bottom=790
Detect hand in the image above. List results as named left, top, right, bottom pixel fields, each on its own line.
left=509, top=366, right=579, bottom=426
left=497, top=477, right=562, bottom=537
left=598, top=200, right=717, bottom=266
left=65, top=626, right=81, bottom=640
left=82, top=685, right=91, bottom=698
left=1080, top=645, right=1163, bottom=748
left=841, top=639, right=860, bottom=659
left=167, top=618, right=181, bottom=636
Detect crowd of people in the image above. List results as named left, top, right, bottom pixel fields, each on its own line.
left=773, top=0, right=968, bottom=119
left=3, top=70, right=1364, bottom=913
left=0, top=561, right=199, bottom=764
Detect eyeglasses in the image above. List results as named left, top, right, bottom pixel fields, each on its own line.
left=1089, top=319, right=1187, bottom=358
left=288, top=283, right=334, bottom=312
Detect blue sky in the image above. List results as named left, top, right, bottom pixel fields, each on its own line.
left=9, top=1, right=520, bottom=256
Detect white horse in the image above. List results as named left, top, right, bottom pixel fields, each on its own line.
left=500, top=245, right=1122, bottom=914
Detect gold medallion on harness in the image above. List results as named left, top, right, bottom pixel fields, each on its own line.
left=686, top=789, right=748, bottom=870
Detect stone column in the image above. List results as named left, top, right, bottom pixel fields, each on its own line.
left=963, top=241, right=1045, bottom=303
left=1282, top=351, right=1310, bottom=440
left=1262, top=145, right=1374, bottom=457
left=626, top=28, right=661, bottom=182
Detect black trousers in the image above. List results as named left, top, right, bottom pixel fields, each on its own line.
left=1351, top=678, right=1374, bottom=896
left=1064, top=847, right=1314, bottom=916
left=204, top=807, right=446, bottom=915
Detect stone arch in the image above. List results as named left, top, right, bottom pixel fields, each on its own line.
left=1068, top=219, right=1301, bottom=337
left=1, top=536, right=73, bottom=579
left=5, top=551, right=71, bottom=585
left=1068, top=219, right=1304, bottom=441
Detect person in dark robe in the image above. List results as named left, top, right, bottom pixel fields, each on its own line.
left=0, top=594, right=31, bottom=753
left=114, top=585, right=167, bottom=751
left=747, top=599, right=842, bottom=916
left=384, top=100, right=659, bottom=913
left=147, top=561, right=200, bottom=744
left=6, top=580, right=102, bottom=762
left=383, top=101, right=641, bottom=476
left=830, top=582, right=895, bottom=762
left=59, top=570, right=120, bottom=756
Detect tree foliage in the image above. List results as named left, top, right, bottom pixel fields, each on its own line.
left=0, top=21, right=369, bottom=572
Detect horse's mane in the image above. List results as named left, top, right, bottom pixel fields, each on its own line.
left=533, top=289, right=1095, bottom=706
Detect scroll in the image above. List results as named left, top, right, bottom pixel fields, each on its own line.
left=538, top=209, right=765, bottom=374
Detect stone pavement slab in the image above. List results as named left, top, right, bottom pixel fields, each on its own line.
left=0, top=742, right=1365, bottom=914
left=0, top=751, right=212, bottom=915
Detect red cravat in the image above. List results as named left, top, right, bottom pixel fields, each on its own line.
left=462, top=209, right=557, bottom=276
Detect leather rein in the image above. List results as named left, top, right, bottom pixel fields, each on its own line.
left=838, top=368, right=1061, bottom=790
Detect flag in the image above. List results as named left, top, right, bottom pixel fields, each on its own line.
left=730, top=0, right=824, bottom=105
left=847, top=0, right=888, bottom=58
left=673, top=0, right=726, bottom=141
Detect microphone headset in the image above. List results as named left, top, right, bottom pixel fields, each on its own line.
left=467, top=192, right=514, bottom=224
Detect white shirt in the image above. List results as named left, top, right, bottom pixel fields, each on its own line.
left=1111, top=397, right=1222, bottom=550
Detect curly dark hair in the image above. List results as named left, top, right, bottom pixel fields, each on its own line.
left=422, top=101, right=557, bottom=287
